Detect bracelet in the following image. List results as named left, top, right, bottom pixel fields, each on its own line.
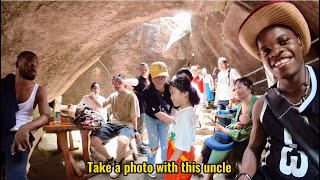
left=235, top=172, right=252, bottom=180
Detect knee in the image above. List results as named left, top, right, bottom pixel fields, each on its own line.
left=91, top=136, right=102, bottom=147
left=150, top=146, right=159, bottom=152
left=117, top=136, right=130, bottom=147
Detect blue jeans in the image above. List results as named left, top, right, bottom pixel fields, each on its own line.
left=1, top=132, right=29, bottom=180
left=144, top=114, right=169, bottom=165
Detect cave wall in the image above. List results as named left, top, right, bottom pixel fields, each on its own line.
left=1, top=1, right=318, bottom=102
left=62, top=17, right=188, bottom=104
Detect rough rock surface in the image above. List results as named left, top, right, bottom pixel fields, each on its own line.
left=1, top=1, right=318, bottom=102
left=62, top=17, right=188, bottom=104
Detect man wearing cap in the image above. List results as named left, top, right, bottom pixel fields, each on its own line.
left=143, top=61, right=175, bottom=178
left=237, top=1, right=318, bottom=180
left=214, top=57, right=241, bottom=127
left=90, top=74, right=140, bottom=179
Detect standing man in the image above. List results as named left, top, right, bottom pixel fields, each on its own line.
left=214, top=57, right=241, bottom=127
left=126, top=63, right=149, bottom=155
left=1, top=51, right=50, bottom=180
left=237, top=1, right=318, bottom=179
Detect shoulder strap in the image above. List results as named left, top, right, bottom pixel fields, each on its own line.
left=227, top=68, right=231, bottom=87
left=265, top=87, right=319, bottom=169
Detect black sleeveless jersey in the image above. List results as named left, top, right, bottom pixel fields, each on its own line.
left=261, top=66, right=319, bottom=179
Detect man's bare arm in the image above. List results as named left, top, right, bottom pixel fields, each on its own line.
left=124, top=78, right=139, bottom=87
left=102, top=97, right=111, bottom=108
left=22, top=86, right=50, bottom=131
left=238, top=96, right=268, bottom=180
left=11, top=86, right=50, bottom=154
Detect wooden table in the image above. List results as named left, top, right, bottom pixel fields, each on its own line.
left=43, top=124, right=95, bottom=180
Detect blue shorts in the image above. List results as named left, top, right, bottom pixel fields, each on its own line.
left=92, top=123, right=134, bottom=142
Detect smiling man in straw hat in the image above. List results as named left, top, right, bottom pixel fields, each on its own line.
left=236, top=1, right=319, bottom=180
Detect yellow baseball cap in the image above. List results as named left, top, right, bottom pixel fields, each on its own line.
left=149, top=61, right=169, bottom=78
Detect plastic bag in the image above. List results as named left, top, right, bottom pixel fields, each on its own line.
left=74, top=107, right=105, bottom=129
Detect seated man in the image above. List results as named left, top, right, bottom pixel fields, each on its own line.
left=1, top=51, right=50, bottom=180
left=90, top=74, right=140, bottom=179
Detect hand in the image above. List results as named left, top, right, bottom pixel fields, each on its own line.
left=89, top=93, right=96, bottom=100
left=211, top=110, right=217, bottom=120
left=214, top=100, right=218, bottom=105
left=214, top=123, right=226, bottom=133
left=82, top=126, right=97, bottom=130
left=235, top=122, right=244, bottom=129
left=211, top=109, right=218, bottom=116
left=11, top=125, right=31, bottom=155
left=134, top=132, right=141, bottom=140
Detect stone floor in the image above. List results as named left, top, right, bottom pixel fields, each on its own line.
left=27, top=109, right=233, bottom=180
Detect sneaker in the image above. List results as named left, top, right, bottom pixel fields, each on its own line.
left=148, top=168, right=157, bottom=178
left=110, top=170, right=120, bottom=179
left=137, top=147, right=148, bottom=156
left=105, top=157, right=115, bottom=165
left=141, top=141, right=148, bottom=147
left=148, top=149, right=157, bottom=158
left=110, top=161, right=121, bottom=179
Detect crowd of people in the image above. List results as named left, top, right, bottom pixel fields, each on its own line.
left=1, top=1, right=318, bottom=180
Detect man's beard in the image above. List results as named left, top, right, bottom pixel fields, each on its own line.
left=19, top=68, right=36, bottom=80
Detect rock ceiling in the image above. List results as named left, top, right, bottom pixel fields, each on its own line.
left=1, top=1, right=318, bottom=103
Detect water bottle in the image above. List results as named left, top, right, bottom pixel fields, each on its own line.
left=53, top=96, right=62, bottom=118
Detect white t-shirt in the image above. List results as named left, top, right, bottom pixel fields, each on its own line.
left=203, top=74, right=214, bottom=90
left=216, top=68, right=241, bottom=101
left=168, top=106, right=196, bottom=152
left=79, top=95, right=108, bottom=119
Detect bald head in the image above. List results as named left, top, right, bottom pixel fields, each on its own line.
left=16, top=51, right=39, bottom=80
left=16, top=51, right=38, bottom=68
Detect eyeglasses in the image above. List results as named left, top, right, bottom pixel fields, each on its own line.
left=112, top=79, right=123, bottom=86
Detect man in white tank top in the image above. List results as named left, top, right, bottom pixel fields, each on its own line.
left=1, top=51, right=50, bottom=180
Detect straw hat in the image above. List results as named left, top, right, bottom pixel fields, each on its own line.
left=238, top=1, right=311, bottom=60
